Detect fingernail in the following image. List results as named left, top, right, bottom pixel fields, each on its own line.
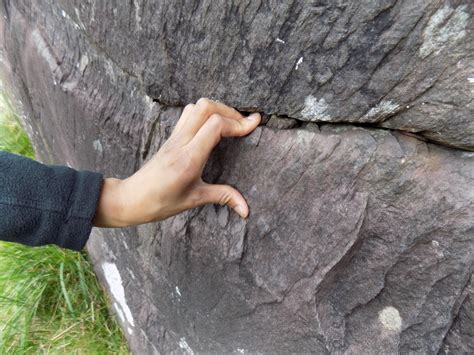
left=246, top=113, right=260, bottom=121
left=235, top=205, right=247, bottom=218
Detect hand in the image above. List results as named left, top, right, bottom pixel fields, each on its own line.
left=93, top=98, right=261, bottom=228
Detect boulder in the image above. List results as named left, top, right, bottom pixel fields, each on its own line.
left=1, top=0, right=472, bottom=353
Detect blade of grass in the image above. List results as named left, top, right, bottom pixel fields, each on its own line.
left=59, top=262, right=75, bottom=316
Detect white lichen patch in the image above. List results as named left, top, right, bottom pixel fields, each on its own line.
left=93, top=139, right=103, bottom=153
left=379, top=306, right=402, bottom=332
left=363, top=100, right=400, bottom=122
left=102, top=262, right=135, bottom=327
left=295, top=56, right=303, bottom=70
left=179, top=338, right=194, bottom=355
left=431, top=240, right=444, bottom=258
left=301, top=95, right=332, bottom=122
left=104, top=58, right=116, bottom=84
left=419, top=4, right=469, bottom=58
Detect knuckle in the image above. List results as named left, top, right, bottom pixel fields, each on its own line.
left=183, top=103, right=195, bottom=112
left=207, top=114, right=222, bottom=129
left=218, top=189, right=232, bottom=206
left=196, top=97, right=212, bottom=110
left=236, top=118, right=247, bottom=131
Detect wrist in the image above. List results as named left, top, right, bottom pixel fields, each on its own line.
left=93, top=177, right=128, bottom=228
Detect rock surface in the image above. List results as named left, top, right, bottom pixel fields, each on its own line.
left=1, top=0, right=473, bottom=354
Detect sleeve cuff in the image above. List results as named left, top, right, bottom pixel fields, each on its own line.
left=57, top=170, right=104, bottom=251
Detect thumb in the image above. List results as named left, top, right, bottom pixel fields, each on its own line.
left=196, top=183, right=249, bottom=218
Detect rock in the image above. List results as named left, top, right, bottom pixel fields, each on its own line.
left=266, top=115, right=299, bottom=130
left=0, top=1, right=473, bottom=354
left=439, top=277, right=474, bottom=354
left=20, top=0, right=472, bottom=150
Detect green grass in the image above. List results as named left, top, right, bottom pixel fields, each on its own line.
left=0, top=93, right=34, bottom=159
left=0, top=89, right=128, bottom=354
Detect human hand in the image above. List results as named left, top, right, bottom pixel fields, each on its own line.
left=93, top=98, right=261, bottom=228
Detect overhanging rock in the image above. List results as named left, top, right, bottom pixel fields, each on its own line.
left=1, top=1, right=473, bottom=353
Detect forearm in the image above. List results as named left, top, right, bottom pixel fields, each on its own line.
left=0, top=151, right=103, bottom=250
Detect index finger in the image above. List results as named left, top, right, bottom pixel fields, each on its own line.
left=189, top=112, right=261, bottom=162
left=175, top=98, right=244, bottom=142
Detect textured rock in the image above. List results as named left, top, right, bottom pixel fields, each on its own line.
left=35, top=0, right=474, bottom=150
left=266, top=115, right=299, bottom=130
left=1, top=0, right=473, bottom=354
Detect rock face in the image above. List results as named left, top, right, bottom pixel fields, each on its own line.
left=1, top=0, right=473, bottom=354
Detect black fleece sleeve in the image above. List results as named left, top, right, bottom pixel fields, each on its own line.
left=0, top=151, right=103, bottom=251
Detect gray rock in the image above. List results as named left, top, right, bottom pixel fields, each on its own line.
left=39, top=0, right=474, bottom=150
left=0, top=0, right=473, bottom=354
left=266, top=115, right=299, bottom=130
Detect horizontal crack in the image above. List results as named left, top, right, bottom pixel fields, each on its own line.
left=151, top=97, right=469, bottom=152
left=51, top=13, right=470, bottom=154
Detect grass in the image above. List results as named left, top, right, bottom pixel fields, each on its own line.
left=0, top=93, right=34, bottom=159
left=0, top=89, right=128, bottom=354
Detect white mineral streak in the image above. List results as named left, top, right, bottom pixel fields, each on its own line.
left=276, top=38, right=286, bottom=44
left=31, top=29, right=59, bottom=74
left=126, top=267, right=137, bottom=280
left=74, top=7, right=86, bottom=30
left=78, top=54, right=89, bottom=73
left=363, top=100, right=400, bottom=122
left=133, top=0, right=142, bottom=31
left=419, top=4, right=469, bottom=58
left=301, top=95, right=332, bottom=121
left=175, top=286, right=182, bottom=297
left=113, top=302, right=125, bottom=323
left=59, top=8, right=80, bottom=29
left=379, top=306, right=402, bottom=332
left=179, top=338, right=195, bottom=354
left=295, top=56, right=303, bottom=70
left=102, top=262, right=135, bottom=327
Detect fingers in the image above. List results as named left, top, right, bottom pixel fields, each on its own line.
left=174, top=98, right=244, bottom=142
left=173, top=103, right=195, bottom=134
left=195, top=183, right=249, bottom=218
left=190, top=112, right=261, bottom=161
